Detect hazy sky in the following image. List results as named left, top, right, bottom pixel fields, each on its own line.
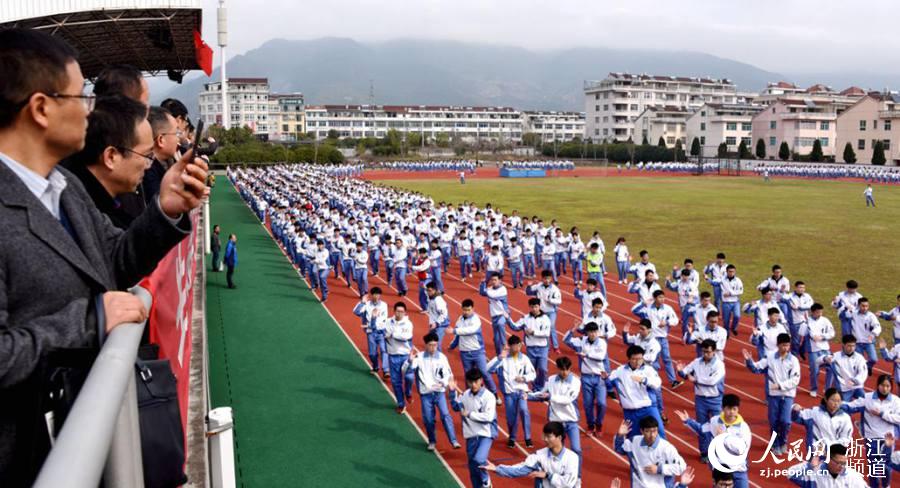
left=199, top=0, right=896, bottom=74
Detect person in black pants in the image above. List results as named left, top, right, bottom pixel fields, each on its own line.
left=224, top=234, right=238, bottom=288
left=211, top=224, right=221, bottom=271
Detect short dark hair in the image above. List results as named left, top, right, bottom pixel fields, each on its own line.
left=541, top=270, right=552, bottom=278
left=528, top=298, right=541, bottom=307
left=543, top=421, right=566, bottom=439
left=465, top=368, right=483, bottom=383
left=767, top=307, right=780, bottom=316
left=829, top=443, right=847, bottom=457
left=555, top=356, right=572, bottom=370
left=842, top=334, right=857, bottom=344
left=507, top=335, right=522, bottom=346
left=68, top=94, right=147, bottom=167
left=722, top=393, right=740, bottom=408
left=701, top=339, right=717, bottom=351
left=394, top=302, right=406, bottom=311
left=707, top=310, right=719, bottom=319
left=712, top=470, right=734, bottom=482
left=423, top=332, right=439, bottom=344
left=626, top=345, right=645, bottom=358
left=652, top=290, right=665, bottom=298
left=716, top=252, right=726, bottom=259
left=591, top=298, right=604, bottom=307
left=726, top=264, right=736, bottom=271
left=93, top=64, right=144, bottom=100
left=160, top=98, right=189, bottom=119
left=810, top=303, right=824, bottom=312
left=776, top=333, right=791, bottom=345
left=846, top=280, right=858, bottom=289
left=0, top=28, right=79, bottom=128
left=700, top=291, right=712, bottom=299
left=426, top=282, right=437, bottom=290
left=586, top=278, right=597, bottom=286
left=370, top=287, right=382, bottom=295
left=148, top=106, right=174, bottom=138
left=583, top=322, right=599, bottom=332
left=461, top=298, right=474, bottom=308
left=638, top=319, right=652, bottom=329
left=639, top=415, right=659, bottom=430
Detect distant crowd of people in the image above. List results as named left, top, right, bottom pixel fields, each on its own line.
left=499, top=160, right=575, bottom=171
left=371, top=160, right=478, bottom=172
left=753, top=163, right=900, bottom=184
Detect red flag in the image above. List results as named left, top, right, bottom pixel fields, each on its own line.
left=194, top=29, right=213, bottom=76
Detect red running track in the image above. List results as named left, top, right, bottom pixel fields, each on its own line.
left=254, top=208, right=890, bottom=487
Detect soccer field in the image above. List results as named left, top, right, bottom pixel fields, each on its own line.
left=382, top=175, right=900, bottom=340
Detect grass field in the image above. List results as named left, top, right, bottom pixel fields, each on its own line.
left=383, top=175, right=900, bottom=341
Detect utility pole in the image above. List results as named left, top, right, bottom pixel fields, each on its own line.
left=217, top=0, right=228, bottom=129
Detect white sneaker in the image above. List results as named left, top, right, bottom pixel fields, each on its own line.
left=427, top=443, right=435, bottom=451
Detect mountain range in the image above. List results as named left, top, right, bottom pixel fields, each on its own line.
left=156, top=38, right=891, bottom=113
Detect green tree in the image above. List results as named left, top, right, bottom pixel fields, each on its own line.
left=327, top=129, right=340, bottom=140
left=657, top=136, right=667, bottom=147
left=778, top=141, right=790, bottom=161
left=755, top=139, right=766, bottom=159
left=717, top=142, right=728, bottom=157
left=738, top=140, right=752, bottom=159
left=690, top=137, right=701, bottom=156
left=809, top=139, right=824, bottom=162
left=641, top=135, right=649, bottom=145
left=522, top=132, right=541, bottom=147
left=407, top=132, right=423, bottom=149
left=843, top=142, right=857, bottom=163
left=435, top=132, right=450, bottom=148
left=674, top=139, right=685, bottom=161
left=872, top=140, right=886, bottom=165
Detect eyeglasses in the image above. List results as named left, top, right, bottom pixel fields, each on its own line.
left=12, top=91, right=96, bottom=112
left=159, top=130, right=184, bottom=138
left=116, top=147, right=154, bottom=164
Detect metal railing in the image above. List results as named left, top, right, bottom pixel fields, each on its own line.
left=33, top=286, right=152, bottom=488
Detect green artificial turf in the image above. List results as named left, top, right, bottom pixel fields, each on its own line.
left=206, top=182, right=459, bottom=487
left=383, top=175, right=900, bottom=342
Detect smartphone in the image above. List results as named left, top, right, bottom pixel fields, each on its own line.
left=192, top=118, right=218, bottom=157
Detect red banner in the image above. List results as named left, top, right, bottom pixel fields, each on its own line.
left=144, top=211, right=201, bottom=432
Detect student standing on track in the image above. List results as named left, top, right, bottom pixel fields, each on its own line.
left=507, top=236, right=525, bottom=289
left=585, top=243, right=606, bottom=297
left=622, top=319, right=665, bottom=418
left=823, top=335, right=868, bottom=401
left=425, top=282, right=451, bottom=350
left=487, top=336, right=536, bottom=449
left=743, top=333, right=800, bottom=456
left=527, top=270, right=563, bottom=352
left=783, top=281, right=813, bottom=359
left=457, top=230, right=473, bottom=281
left=842, top=374, right=900, bottom=488
left=385, top=302, right=415, bottom=414
left=541, top=235, right=557, bottom=282
left=485, top=244, right=505, bottom=282
left=758, top=264, right=791, bottom=317
left=711, top=264, right=743, bottom=337
left=686, top=311, right=727, bottom=360
left=614, top=237, right=629, bottom=284
left=352, top=241, right=369, bottom=297
left=628, top=250, right=657, bottom=285
left=790, top=387, right=853, bottom=454
left=450, top=369, right=498, bottom=488
left=481, top=421, right=580, bottom=488
left=412, top=247, right=433, bottom=311
left=429, top=239, right=445, bottom=293
left=448, top=299, right=501, bottom=404
left=613, top=416, right=685, bottom=488
left=404, top=332, right=462, bottom=451
left=354, top=288, right=389, bottom=377
left=634, top=290, right=682, bottom=389
left=574, top=278, right=607, bottom=319
left=849, top=297, right=882, bottom=375
left=666, top=268, right=699, bottom=336
left=704, top=252, right=729, bottom=311
left=832, top=280, right=862, bottom=337
left=392, top=237, right=409, bottom=297
left=804, top=303, right=836, bottom=396
left=479, top=274, right=511, bottom=357
left=528, top=356, right=583, bottom=476
left=675, top=339, right=726, bottom=458
left=750, top=307, right=790, bottom=359
left=563, top=322, right=608, bottom=436
left=676, top=393, right=752, bottom=487
left=608, top=345, right=666, bottom=438
left=521, top=228, right=537, bottom=279
left=509, top=298, right=553, bottom=390
left=312, top=239, right=331, bottom=302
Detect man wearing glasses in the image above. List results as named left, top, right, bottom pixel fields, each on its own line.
left=63, top=94, right=154, bottom=229
left=144, top=106, right=182, bottom=205
left=0, top=28, right=208, bottom=486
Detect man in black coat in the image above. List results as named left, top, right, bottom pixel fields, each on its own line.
left=211, top=224, right=222, bottom=271
left=0, top=29, right=209, bottom=486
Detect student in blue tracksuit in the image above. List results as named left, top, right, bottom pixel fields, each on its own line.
left=449, top=299, right=500, bottom=402
left=392, top=238, right=409, bottom=296
left=481, top=421, right=580, bottom=487
left=563, top=322, right=608, bottom=436
left=352, top=241, right=369, bottom=297
left=676, top=339, right=726, bottom=457
left=607, top=345, right=666, bottom=439
left=403, top=332, right=461, bottom=451
left=528, top=356, right=583, bottom=476
left=509, top=298, right=553, bottom=391
left=704, top=253, right=728, bottom=311
left=743, top=334, right=800, bottom=456
left=479, top=274, right=510, bottom=357
left=425, top=282, right=451, bottom=350
left=385, top=302, right=416, bottom=413
left=450, top=369, right=498, bottom=488
left=526, top=270, right=563, bottom=351
left=487, top=335, right=536, bottom=448
left=354, top=288, right=389, bottom=377
left=429, top=239, right=445, bottom=293
left=312, top=239, right=331, bottom=302
left=709, top=264, right=743, bottom=336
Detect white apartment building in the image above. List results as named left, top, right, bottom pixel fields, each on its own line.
left=754, top=82, right=865, bottom=113
left=685, top=103, right=764, bottom=154
left=522, top=111, right=585, bottom=142
left=199, top=78, right=271, bottom=136
left=752, top=99, right=840, bottom=157
left=583, top=72, right=742, bottom=142
left=633, top=106, right=691, bottom=148
left=835, top=93, right=900, bottom=164
left=305, top=105, right=524, bottom=143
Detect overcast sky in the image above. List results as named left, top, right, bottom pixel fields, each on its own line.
left=197, top=0, right=896, bottom=75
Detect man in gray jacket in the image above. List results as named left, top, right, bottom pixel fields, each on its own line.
left=0, top=29, right=209, bottom=486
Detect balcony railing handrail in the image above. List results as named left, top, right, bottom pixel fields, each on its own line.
left=33, top=286, right=152, bottom=488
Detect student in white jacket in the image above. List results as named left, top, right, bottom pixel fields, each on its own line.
left=450, top=369, right=498, bottom=488
left=613, top=416, right=686, bottom=488
left=403, top=332, right=461, bottom=451
left=743, top=333, right=801, bottom=456
left=486, top=335, right=536, bottom=448
left=482, top=422, right=580, bottom=488
left=529, top=356, right=583, bottom=475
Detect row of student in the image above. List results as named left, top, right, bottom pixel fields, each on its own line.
left=370, top=160, right=479, bottom=172
left=498, top=160, right=576, bottom=170
left=234, top=165, right=900, bottom=488
left=754, top=163, right=900, bottom=184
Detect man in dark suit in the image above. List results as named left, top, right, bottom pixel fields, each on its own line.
left=211, top=224, right=222, bottom=271
left=62, top=94, right=154, bottom=229
left=0, top=29, right=209, bottom=486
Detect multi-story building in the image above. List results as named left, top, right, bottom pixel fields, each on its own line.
left=752, top=99, right=840, bottom=157
left=198, top=78, right=271, bottom=137
left=754, top=82, right=865, bottom=113
left=685, top=103, right=764, bottom=154
left=633, top=106, right=691, bottom=148
left=835, top=92, right=900, bottom=164
left=583, top=72, right=742, bottom=142
left=305, top=105, right=524, bottom=143
left=522, top=111, right=585, bottom=142
left=268, top=93, right=306, bottom=142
